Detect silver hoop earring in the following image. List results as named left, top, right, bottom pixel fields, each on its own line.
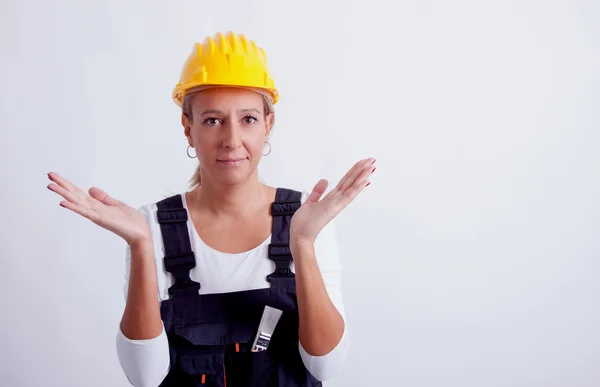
left=187, top=145, right=197, bottom=159
left=263, top=141, right=271, bottom=156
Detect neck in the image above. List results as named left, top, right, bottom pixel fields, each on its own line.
left=191, top=174, right=267, bottom=218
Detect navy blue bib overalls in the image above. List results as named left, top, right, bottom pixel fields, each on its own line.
left=155, top=188, right=322, bottom=387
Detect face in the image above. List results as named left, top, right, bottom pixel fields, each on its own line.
left=182, top=87, right=273, bottom=186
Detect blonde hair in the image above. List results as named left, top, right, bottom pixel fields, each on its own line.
left=182, top=88, right=275, bottom=189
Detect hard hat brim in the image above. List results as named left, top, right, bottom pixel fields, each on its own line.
left=173, top=83, right=278, bottom=108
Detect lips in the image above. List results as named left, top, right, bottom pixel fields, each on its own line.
left=217, top=158, right=246, bottom=166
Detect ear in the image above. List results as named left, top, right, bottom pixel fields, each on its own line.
left=264, top=112, right=274, bottom=139
left=182, top=114, right=193, bottom=142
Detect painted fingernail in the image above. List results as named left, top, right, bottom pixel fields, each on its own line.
left=371, top=167, right=376, bottom=173
left=366, top=181, right=371, bottom=187
left=371, top=159, right=376, bottom=165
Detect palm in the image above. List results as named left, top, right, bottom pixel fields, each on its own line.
left=47, top=172, right=150, bottom=245
left=290, top=157, right=376, bottom=244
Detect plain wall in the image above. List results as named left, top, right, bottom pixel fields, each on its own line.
left=1, top=0, right=599, bottom=386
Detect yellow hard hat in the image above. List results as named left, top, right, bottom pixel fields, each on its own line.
left=172, top=31, right=278, bottom=107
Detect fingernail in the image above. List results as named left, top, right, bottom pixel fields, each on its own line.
left=371, top=167, right=376, bottom=173
left=371, top=159, right=376, bottom=165
left=366, top=181, right=371, bottom=187
left=59, top=202, right=66, bottom=208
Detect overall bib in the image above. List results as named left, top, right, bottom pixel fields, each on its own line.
left=156, top=188, right=321, bottom=387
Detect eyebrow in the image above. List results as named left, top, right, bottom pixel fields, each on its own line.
left=200, top=108, right=262, bottom=116
left=240, top=108, right=261, bottom=115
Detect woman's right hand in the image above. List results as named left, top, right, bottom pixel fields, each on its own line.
left=47, top=172, right=151, bottom=246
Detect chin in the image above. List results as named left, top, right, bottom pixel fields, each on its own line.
left=214, top=170, right=254, bottom=185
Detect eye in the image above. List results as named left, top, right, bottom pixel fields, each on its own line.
left=243, top=116, right=258, bottom=125
left=203, top=117, right=222, bottom=126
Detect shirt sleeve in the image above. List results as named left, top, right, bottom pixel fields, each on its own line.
left=116, top=205, right=171, bottom=387
left=116, top=325, right=170, bottom=387
left=295, top=216, right=351, bottom=381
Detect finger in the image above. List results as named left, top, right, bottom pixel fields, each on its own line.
left=47, top=182, right=88, bottom=205
left=334, top=169, right=373, bottom=210
left=325, top=160, right=375, bottom=208
left=331, top=158, right=368, bottom=193
left=47, top=172, right=80, bottom=193
left=340, top=178, right=371, bottom=207
left=58, top=199, right=92, bottom=219
left=307, top=179, right=329, bottom=203
left=321, top=158, right=370, bottom=202
left=353, top=160, right=376, bottom=187
left=89, top=187, right=121, bottom=207
left=338, top=157, right=376, bottom=194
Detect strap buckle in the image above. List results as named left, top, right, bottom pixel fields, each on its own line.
left=267, top=243, right=294, bottom=282
left=164, top=252, right=196, bottom=273
left=271, top=201, right=301, bottom=216
left=167, top=279, right=200, bottom=296
left=157, top=208, right=188, bottom=224
left=268, top=243, right=292, bottom=258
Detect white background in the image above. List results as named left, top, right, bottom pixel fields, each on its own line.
left=1, top=0, right=599, bottom=386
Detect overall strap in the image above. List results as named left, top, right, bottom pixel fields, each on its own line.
left=267, top=188, right=303, bottom=283
left=156, top=194, right=200, bottom=298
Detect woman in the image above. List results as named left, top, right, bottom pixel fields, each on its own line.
left=47, top=31, right=375, bottom=386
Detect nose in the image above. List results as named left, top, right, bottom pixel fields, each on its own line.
left=222, top=122, right=242, bottom=149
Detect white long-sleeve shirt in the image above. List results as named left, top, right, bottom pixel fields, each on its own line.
left=116, top=191, right=350, bottom=387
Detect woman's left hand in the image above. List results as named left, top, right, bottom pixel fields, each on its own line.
left=290, top=157, right=376, bottom=248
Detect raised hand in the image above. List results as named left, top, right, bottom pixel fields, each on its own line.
left=47, top=172, right=151, bottom=246
left=290, top=157, right=376, bottom=246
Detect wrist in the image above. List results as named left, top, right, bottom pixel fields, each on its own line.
left=290, top=237, right=315, bottom=259
left=128, top=236, right=153, bottom=251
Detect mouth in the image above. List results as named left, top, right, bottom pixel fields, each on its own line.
left=217, top=158, right=247, bottom=166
